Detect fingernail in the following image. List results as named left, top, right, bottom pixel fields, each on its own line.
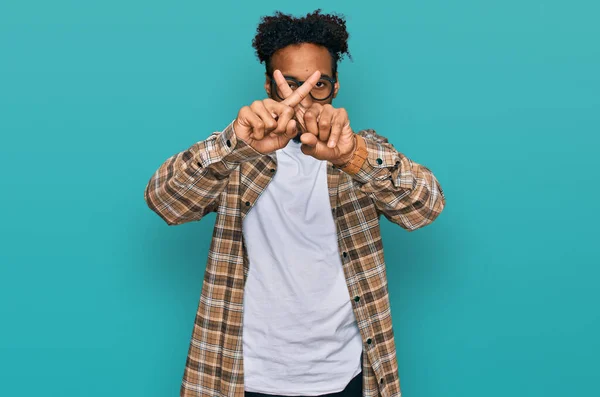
left=328, top=140, right=335, bottom=148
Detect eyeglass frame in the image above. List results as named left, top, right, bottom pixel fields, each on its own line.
left=269, top=74, right=338, bottom=102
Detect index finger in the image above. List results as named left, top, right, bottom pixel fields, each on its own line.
left=283, top=70, right=322, bottom=107
left=273, top=70, right=294, bottom=99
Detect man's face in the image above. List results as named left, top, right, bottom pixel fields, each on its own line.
left=265, top=43, right=340, bottom=124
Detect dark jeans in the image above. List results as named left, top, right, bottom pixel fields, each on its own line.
left=244, top=370, right=363, bottom=397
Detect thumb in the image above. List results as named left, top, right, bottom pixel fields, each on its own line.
left=299, top=133, right=319, bottom=157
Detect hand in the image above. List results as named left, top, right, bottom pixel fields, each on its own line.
left=272, top=71, right=356, bottom=164
left=233, top=71, right=322, bottom=155
left=302, top=103, right=356, bottom=164
left=272, top=69, right=321, bottom=133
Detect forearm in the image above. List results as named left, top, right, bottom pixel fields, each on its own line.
left=144, top=120, right=264, bottom=225
left=338, top=133, right=446, bottom=231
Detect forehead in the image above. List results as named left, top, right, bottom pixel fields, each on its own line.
left=270, top=43, right=333, bottom=79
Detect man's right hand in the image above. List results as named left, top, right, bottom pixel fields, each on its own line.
left=233, top=70, right=321, bottom=154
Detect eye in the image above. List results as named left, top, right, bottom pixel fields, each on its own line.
left=314, top=80, right=331, bottom=90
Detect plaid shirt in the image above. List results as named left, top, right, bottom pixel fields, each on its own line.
left=144, top=120, right=446, bottom=397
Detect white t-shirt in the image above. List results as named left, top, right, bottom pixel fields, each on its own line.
left=242, top=138, right=363, bottom=395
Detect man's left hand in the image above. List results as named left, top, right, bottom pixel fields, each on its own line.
left=300, top=103, right=356, bottom=165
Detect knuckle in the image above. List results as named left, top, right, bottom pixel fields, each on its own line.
left=333, top=115, right=345, bottom=125
left=283, top=106, right=294, bottom=117
left=276, top=125, right=287, bottom=134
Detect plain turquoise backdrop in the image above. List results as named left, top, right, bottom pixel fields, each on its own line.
left=1, top=1, right=598, bottom=396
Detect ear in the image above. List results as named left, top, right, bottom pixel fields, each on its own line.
left=264, top=73, right=272, bottom=98
left=333, top=72, right=340, bottom=99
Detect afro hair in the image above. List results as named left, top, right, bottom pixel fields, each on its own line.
left=252, top=9, right=352, bottom=76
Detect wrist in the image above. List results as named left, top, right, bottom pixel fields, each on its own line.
left=332, top=134, right=357, bottom=166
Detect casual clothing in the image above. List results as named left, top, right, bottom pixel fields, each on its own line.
left=241, top=138, right=363, bottom=395
left=144, top=120, right=446, bottom=397
left=245, top=369, right=363, bottom=397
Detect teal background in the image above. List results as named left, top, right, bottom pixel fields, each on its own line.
left=1, top=1, right=598, bottom=396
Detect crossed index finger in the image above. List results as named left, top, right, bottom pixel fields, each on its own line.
left=273, top=70, right=294, bottom=99
left=274, top=70, right=322, bottom=107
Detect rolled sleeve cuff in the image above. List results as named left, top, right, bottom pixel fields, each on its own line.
left=198, top=120, right=265, bottom=170
left=350, top=138, right=414, bottom=190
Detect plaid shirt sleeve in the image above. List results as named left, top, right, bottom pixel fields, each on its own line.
left=345, top=130, right=446, bottom=231
left=144, top=120, right=264, bottom=225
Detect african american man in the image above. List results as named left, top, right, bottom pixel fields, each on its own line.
left=144, top=9, right=446, bottom=397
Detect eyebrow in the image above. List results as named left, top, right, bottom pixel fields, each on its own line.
left=283, top=73, right=332, bottom=80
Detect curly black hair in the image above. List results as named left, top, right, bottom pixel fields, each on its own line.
left=252, top=9, right=352, bottom=76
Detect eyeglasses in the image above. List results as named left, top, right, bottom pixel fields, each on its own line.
left=271, top=74, right=337, bottom=101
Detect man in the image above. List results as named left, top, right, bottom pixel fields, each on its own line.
left=144, top=10, right=446, bottom=397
